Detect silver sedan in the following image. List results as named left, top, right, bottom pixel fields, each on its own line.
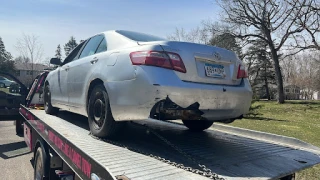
left=44, top=30, right=252, bottom=138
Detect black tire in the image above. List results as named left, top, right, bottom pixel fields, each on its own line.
left=0, top=83, right=5, bottom=88
left=280, top=174, right=295, bottom=180
left=44, top=84, right=59, bottom=115
left=88, top=84, right=121, bottom=138
left=15, top=118, right=23, bottom=136
left=34, top=147, right=45, bottom=180
left=182, top=119, right=214, bottom=132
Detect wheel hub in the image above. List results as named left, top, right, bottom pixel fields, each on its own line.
left=35, top=153, right=43, bottom=180
left=44, top=88, right=50, bottom=109
left=93, top=99, right=105, bottom=123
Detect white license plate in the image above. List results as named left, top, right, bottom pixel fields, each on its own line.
left=204, top=63, right=225, bottom=78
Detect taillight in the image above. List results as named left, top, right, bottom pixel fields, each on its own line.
left=237, top=64, right=248, bottom=79
left=130, top=51, right=186, bottom=73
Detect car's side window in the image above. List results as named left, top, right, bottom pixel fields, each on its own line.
left=95, top=38, right=107, bottom=54
left=62, top=41, right=87, bottom=65
left=79, top=35, right=104, bottom=59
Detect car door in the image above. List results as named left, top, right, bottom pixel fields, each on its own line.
left=67, top=35, right=105, bottom=109
left=50, top=42, right=86, bottom=106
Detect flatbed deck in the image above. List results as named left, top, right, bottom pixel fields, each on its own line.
left=21, top=106, right=320, bottom=180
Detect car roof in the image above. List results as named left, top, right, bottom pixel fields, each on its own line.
left=96, top=30, right=138, bottom=51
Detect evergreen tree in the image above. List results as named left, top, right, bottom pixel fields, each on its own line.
left=208, top=32, right=243, bottom=59
left=245, top=39, right=276, bottom=100
left=64, top=36, right=78, bottom=56
left=0, top=37, right=15, bottom=73
left=55, top=44, right=62, bottom=60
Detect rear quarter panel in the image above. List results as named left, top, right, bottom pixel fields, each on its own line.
left=86, top=43, right=165, bottom=112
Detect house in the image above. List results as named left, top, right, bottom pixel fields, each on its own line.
left=299, top=88, right=320, bottom=100
left=300, top=89, right=320, bottom=100
left=14, top=62, right=49, bottom=87
left=313, top=91, right=320, bottom=100
left=284, top=85, right=300, bottom=100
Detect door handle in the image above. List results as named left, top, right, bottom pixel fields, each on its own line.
left=90, top=57, right=99, bottom=64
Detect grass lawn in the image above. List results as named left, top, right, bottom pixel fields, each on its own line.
left=229, top=100, right=320, bottom=180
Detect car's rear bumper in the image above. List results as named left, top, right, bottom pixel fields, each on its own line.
left=106, top=67, right=252, bottom=121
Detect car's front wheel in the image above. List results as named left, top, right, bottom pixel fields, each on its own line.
left=88, top=84, right=121, bottom=138
left=44, top=84, right=59, bottom=115
left=182, top=119, right=214, bottom=132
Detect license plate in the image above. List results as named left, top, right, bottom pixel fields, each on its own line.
left=204, top=63, right=225, bottom=78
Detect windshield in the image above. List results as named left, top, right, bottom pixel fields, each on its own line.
left=116, top=30, right=166, bottom=42
left=0, top=75, right=22, bottom=95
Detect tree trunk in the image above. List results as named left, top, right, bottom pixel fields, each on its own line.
left=270, top=48, right=285, bottom=103
left=264, top=65, right=271, bottom=100
left=265, top=85, right=270, bottom=100
left=264, top=30, right=285, bottom=103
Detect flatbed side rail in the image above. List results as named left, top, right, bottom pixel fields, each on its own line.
left=211, top=123, right=320, bottom=155
left=19, top=105, right=115, bottom=180
left=168, top=120, right=320, bottom=155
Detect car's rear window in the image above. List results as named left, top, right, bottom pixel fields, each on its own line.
left=116, top=30, right=166, bottom=42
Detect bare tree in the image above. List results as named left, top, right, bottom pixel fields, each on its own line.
left=295, top=54, right=319, bottom=99
left=215, top=0, right=317, bottom=103
left=15, top=34, right=44, bottom=81
left=282, top=51, right=320, bottom=99
left=167, top=27, right=187, bottom=41
left=167, top=27, right=211, bottom=44
left=281, top=54, right=297, bottom=85
left=291, top=0, right=320, bottom=51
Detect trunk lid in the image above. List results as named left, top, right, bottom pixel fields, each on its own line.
left=138, top=41, right=242, bottom=86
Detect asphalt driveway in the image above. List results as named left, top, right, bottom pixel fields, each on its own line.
left=0, top=118, right=33, bottom=180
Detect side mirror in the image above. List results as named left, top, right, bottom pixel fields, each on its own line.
left=50, top=58, right=61, bottom=66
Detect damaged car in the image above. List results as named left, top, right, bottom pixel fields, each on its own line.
left=0, top=72, right=27, bottom=116
left=44, top=30, right=252, bottom=138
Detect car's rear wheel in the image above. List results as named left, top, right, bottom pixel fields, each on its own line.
left=88, top=84, right=121, bottom=138
left=0, top=83, right=5, bottom=88
left=44, top=84, right=59, bottom=115
left=15, top=118, right=24, bottom=136
left=182, top=119, right=214, bottom=131
left=34, top=146, right=49, bottom=180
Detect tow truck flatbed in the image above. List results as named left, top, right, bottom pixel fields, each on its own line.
left=20, top=105, right=320, bottom=180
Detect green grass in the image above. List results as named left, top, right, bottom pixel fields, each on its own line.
left=229, top=100, right=320, bottom=179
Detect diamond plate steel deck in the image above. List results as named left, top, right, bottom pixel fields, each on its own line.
left=29, top=109, right=320, bottom=180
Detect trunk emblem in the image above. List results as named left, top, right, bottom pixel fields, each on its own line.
left=213, top=52, right=221, bottom=60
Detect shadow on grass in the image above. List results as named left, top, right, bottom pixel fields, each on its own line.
left=284, top=101, right=320, bottom=105
left=244, top=116, right=289, bottom=122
